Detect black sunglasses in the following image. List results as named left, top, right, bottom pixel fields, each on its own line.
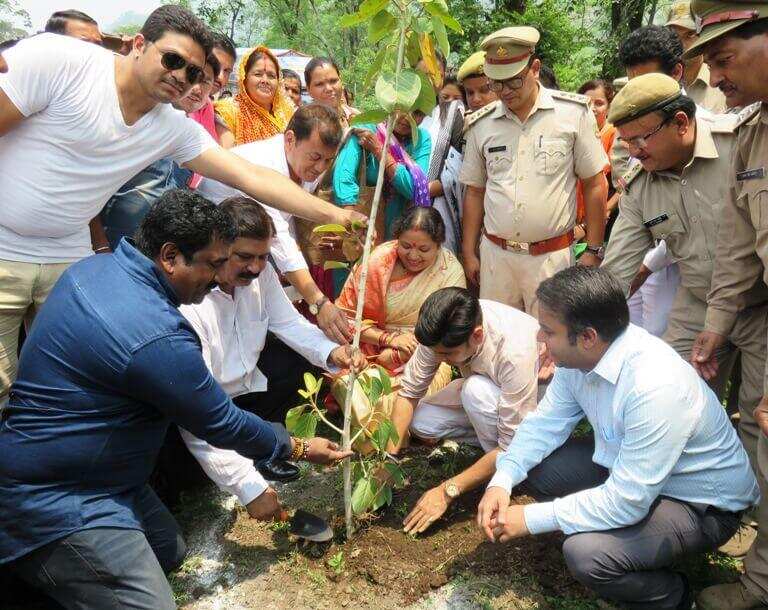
left=157, top=48, right=204, bottom=85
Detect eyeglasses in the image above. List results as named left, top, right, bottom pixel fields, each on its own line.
left=154, top=45, right=205, bottom=85
left=489, top=69, right=529, bottom=92
left=618, top=118, right=671, bottom=149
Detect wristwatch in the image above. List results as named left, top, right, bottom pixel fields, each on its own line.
left=444, top=481, right=460, bottom=500
left=585, top=244, right=605, bottom=260
left=308, top=296, right=329, bottom=316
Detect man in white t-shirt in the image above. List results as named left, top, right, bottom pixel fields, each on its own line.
left=0, top=5, right=363, bottom=399
left=198, top=103, right=352, bottom=344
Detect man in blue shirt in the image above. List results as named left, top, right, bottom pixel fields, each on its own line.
left=477, top=266, right=759, bottom=610
left=0, top=190, right=351, bottom=610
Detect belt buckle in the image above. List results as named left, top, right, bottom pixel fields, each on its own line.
left=505, top=240, right=529, bottom=253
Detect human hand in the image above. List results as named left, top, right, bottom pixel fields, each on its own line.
left=245, top=487, right=283, bottom=521
left=329, top=345, right=366, bottom=372
left=403, top=485, right=452, bottom=534
left=304, top=437, right=354, bottom=464
left=463, top=253, right=481, bottom=286
left=754, top=397, right=768, bottom=437
left=317, top=301, right=352, bottom=344
left=477, top=486, right=510, bottom=542
left=354, top=129, right=383, bottom=158
left=335, top=208, right=369, bottom=233
left=691, top=330, right=727, bottom=381
left=578, top=251, right=602, bottom=267
left=490, top=504, right=530, bottom=543
left=390, top=332, right=418, bottom=358
left=628, top=264, right=652, bottom=297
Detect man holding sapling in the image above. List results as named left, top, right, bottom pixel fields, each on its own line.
left=477, top=266, right=758, bottom=610
left=386, top=287, right=540, bottom=534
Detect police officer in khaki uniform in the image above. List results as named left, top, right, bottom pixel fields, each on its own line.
left=602, top=72, right=767, bottom=506
left=666, top=0, right=729, bottom=113
left=684, top=2, right=768, bottom=608
left=459, top=26, right=608, bottom=317
left=457, top=51, right=498, bottom=114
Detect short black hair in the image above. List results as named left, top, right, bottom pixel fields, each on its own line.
left=45, top=9, right=97, bottom=34
left=140, top=5, right=213, bottom=57
left=577, top=78, right=615, bottom=105
left=244, top=49, right=279, bottom=77
left=392, top=206, right=446, bottom=244
left=211, top=31, right=236, bottom=61
left=304, top=56, right=341, bottom=88
left=415, top=287, right=482, bottom=348
left=282, top=68, right=301, bottom=83
left=135, top=189, right=236, bottom=261
left=285, top=103, right=343, bottom=148
left=536, top=266, right=629, bottom=344
left=619, top=25, right=683, bottom=75
left=538, top=62, right=560, bottom=89
left=659, top=93, right=696, bottom=121
left=205, top=52, right=221, bottom=80
left=218, top=196, right=276, bottom=241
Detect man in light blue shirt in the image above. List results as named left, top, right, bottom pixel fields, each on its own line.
left=478, top=266, right=758, bottom=610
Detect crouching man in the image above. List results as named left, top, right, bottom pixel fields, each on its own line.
left=388, top=287, right=540, bottom=534
left=477, top=266, right=759, bottom=609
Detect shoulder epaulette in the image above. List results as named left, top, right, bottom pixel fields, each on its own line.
left=616, top=162, right=644, bottom=194
left=703, top=112, right=739, bottom=134
left=735, top=102, right=761, bottom=129
left=550, top=89, right=590, bottom=106
left=462, top=101, right=500, bottom=135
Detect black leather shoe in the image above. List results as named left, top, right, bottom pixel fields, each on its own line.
left=258, top=459, right=300, bottom=482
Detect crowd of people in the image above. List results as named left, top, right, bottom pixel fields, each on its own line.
left=1, top=1, right=768, bottom=609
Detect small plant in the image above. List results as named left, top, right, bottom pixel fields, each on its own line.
left=328, top=550, right=346, bottom=575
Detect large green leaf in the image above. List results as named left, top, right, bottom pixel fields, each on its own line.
left=372, top=420, right=396, bottom=452
left=312, top=223, right=347, bottom=234
left=422, top=1, right=462, bottom=33
left=405, top=31, right=421, bottom=67
left=413, top=71, right=436, bottom=116
left=285, top=404, right=307, bottom=433
left=292, top=411, right=319, bottom=438
left=384, top=462, right=406, bottom=487
left=431, top=15, right=449, bottom=57
left=352, top=476, right=377, bottom=514
left=368, top=9, right=397, bottom=44
left=339, top=12, right=366, bottom=28
left=364, top=46, right=389, bottom=91
left=371, top=480, right=391, bottom=511
left=359, top=0, right=389, bottom=18
left=350, top=109, right=388, bottom=125
left=375, top=70, right=421, bottom=112
left=303, top=372, right=319, bottom=394
left=377, top=366, right=392, bottom=395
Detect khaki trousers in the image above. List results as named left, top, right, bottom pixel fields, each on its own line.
left=663, top=286, right=766, bottom=476
left=744, top=433, right=768, bottom=601
left=479, top=235, right=573, bottom=317
left=0, top=259, right=70, bottom=399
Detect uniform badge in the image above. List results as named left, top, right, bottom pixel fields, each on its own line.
left=736, top=167, right=765, bottom=181
left=644, top=214, right=669, bottom=228
left=497, top=46, right=507, bottom=57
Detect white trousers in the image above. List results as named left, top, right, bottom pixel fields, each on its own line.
left=410, top=374, right=502, bottom=452
left=627, top=263, right=680, bottom=338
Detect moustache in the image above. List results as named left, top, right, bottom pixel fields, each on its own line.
left=238, top=272, right=260, bottom=281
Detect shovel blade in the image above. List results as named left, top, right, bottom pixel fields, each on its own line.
left=289, top=509, right=334, bottom=542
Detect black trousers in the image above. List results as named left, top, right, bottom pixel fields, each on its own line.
left=524, top=437, right=741, bottom=610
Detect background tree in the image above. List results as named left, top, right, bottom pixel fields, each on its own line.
left=0, top=0, right=29, bottom=41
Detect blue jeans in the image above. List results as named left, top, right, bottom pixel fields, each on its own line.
left=11, top=486, right=185, bottom=610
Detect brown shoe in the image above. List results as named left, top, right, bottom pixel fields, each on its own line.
left=696, top=582, right=765, bottom=610
left=719, top=523, right=758, bottom=558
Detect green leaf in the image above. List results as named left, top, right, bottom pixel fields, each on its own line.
left=368, top=9, right=396, bottom=44
left=350, top=109, right=388, bottom=125
left=339, top=12, right=366, bottom=28
left=384, top=462, right=406, bottom=487
left=359, top=0, right=389, bottom=18
left=303, top=372, right=318, bottom=394
left=364, top=46, right=389, bottom=91
left=323, top=260, right=349, bottom=270
left=375, top=70, right=421, bottom=112
left=371, top=480, right=389, bottom=511
left=377, top=367, right=392, bottom=395
left=292, top=411, right=319, bottom=438
left=431, top=15, right=449, bottom=57
left=406, top=112, right=419, bottom=146
left=285, top=404, right=307, bottom=433
left=413, top=71, right=436, bottom=116
left=411, top=15, right=431, bottom=34
left=312, top=223, right=348, bottom=234
left=406, top=31, right=421, bottom=67
left=373, top=420, right=395, bottom=451
left=352, top=476, right=376, bottom=515
left=298, top=389, right=310, bottom=399
left=421, top=1, right=462, bottom=33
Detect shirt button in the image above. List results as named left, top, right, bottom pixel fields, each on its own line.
left=681, top=179, right=688, bottom=186
left=516, top=232, right=521, bottom=237
left=519, top=176, right=525, bottom=182
left=691, top=215, right=699, bottom=222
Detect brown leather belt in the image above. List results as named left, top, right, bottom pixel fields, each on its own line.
left=483, top=229, right=574, bottom=256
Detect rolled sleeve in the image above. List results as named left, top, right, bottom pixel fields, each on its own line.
left=458, top=129, right=486, bottom=187
left=574, top=109, right=609, bottom=180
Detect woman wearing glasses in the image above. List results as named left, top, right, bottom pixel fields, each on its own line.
left=215, top=46, right=296, bottom=147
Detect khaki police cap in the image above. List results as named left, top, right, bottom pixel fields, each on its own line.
left=480, top=26, right=539, bottom=81
left=613, top=76, right=629, bottom=92
left=608, top=73, right=682, bottom=126
left=666, top=1, right=697, bottom=29
left=457, top=51, right=486, bottom=82
left=684, top=1, right=768, bottom=58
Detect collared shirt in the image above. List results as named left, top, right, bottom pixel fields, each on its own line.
left=604, top=115, right=768, bottom=306
left=399, top=300, right=539, bottom=449
left=687, top=63, right=728, bottom=115
left=489, top=324, right=759, bottom=536
left=197, top=135, right=310, bottom=273
left=0, top=240, right=290, bottom=564
left=179, top=263, right=338, bottom=397
left=459, top=86, right=607, bottom=243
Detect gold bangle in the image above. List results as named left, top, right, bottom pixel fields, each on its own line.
left=290, top=437, right=304, bottom=461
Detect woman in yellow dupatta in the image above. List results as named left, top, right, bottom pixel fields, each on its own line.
left=214, top=46, right=295, bottom=147
left=333, top=207, right=466, bottom=449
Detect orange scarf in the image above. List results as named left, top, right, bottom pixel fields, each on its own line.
left=214, top=46, right=295, bottom=144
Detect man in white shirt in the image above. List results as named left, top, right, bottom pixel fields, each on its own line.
left=477, top=266, right=758, bottom=610
left=179, top=196, right=364, bottom=520
left=391, top=287, right=540, bottom=534
left=198, top=103, right=352, bottom=344
left=0, top=5, right=362, bottom=400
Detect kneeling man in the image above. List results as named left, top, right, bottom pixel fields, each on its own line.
left=478, top=266, right=759, bottom=610
left=389, top=287, right=540, bottom=533
left=179, top=196, right=364, bottom=520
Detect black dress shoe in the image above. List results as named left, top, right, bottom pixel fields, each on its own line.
left=258, top=459, right=300, bottom=482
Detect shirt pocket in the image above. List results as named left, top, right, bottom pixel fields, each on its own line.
left=486, top=151, right=512, bottom=180
left=741, top=180, right=768, bottom=230
left=646, top=211, right=684, bottom=243
left=535, top=138, right=569, bottom=175
left=247, top=303, right=269, bottom=356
